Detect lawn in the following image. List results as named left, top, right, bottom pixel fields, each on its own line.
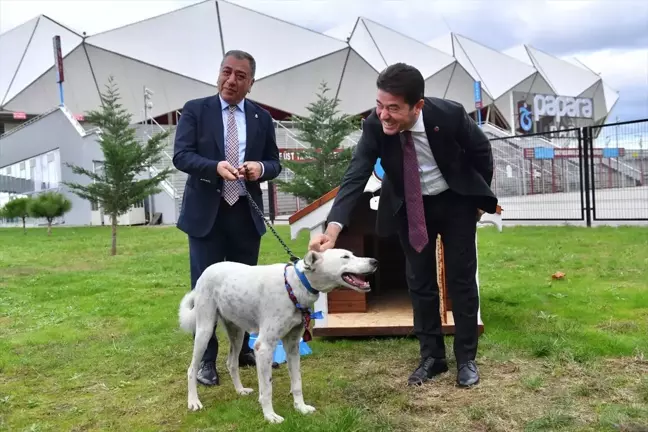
left=1, top=224, right=647, bottom=431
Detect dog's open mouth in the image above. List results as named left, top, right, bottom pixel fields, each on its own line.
left=342, top=273, right=371, bottom=291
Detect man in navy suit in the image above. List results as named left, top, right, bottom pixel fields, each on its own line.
left=173, top=50, right=282, bottom=386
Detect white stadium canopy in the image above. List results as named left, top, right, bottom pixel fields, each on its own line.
left=0, top=0, right=619, bottom=127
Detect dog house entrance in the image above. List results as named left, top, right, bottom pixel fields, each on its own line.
left=317, top=232, right=459, bottom=336
left=310, top=191, right=470, bottom=338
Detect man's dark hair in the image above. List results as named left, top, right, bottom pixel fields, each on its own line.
left=222, top=50, right=256, bottom=79
left=376, top=63, right=425, bottom=107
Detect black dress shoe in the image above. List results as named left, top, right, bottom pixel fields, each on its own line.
left=457, top=360, right=480, bottom=387
left=239, top=350, right=280, bottom=369
left=197, top=361, right=219, bottom=386
left=407, top=356, right=448, bottom=386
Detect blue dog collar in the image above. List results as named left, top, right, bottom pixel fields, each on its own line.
left=294, top=260, right=319, bottom=296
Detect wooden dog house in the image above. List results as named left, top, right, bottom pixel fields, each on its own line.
left=288, top=158, right=503, bottom=337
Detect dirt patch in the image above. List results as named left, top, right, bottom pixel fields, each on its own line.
left=1, top=267, right=41, bottom=277
left=344, top=356, right=648, bottom=431
left=2, top=262, right=102, bottom=277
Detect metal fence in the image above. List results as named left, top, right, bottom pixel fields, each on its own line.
left=487, top=118, right=648, bottom=223
left=587, top=119, right=648, bottom=222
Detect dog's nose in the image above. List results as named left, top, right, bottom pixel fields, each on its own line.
left=370, top=258, right=378, bottom=267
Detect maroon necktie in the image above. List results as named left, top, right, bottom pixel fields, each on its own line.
left=401, top=131, right=428, bottom=253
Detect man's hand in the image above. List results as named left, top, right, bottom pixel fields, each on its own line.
left=239, top=162, right=262, bottom=181
left=217, top=161, right=241, bottom=181
left=308, top=233, right=336, bottom=252
left=308, top=223, right=342, bottom=252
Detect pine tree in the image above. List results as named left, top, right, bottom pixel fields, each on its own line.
left=1, top=196, right=32, bottom=234
left=275, top=81, right=361, bottom=202
left=27, top=191, right=72, bottom=236
left=63, top=76, right=173, bottom=255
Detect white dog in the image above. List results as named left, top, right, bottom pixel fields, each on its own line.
left=178, top=248, right=378, bottom=423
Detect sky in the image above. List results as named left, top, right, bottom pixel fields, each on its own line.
left=0, top=0, right=647, bottom=124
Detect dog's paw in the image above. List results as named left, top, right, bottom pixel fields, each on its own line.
left=237, top=387, right=254, bottom=396
left=295, top=403, right=316, bottom=415
left=187, top=398, right=203, bottom=411
left=264, top=412, right=284, bottom=424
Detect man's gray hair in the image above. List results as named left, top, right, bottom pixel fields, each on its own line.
left=221, top=50, right=256, bottom=79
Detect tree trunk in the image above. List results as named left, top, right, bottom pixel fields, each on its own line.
left=111, top=215, right=117, bottom=256
left=47, top=219, right=52, bottom=236
left=22, top=216, right=26, bottom=234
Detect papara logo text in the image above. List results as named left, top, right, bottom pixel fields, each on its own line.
left=532, top=94, right=593, bottom=122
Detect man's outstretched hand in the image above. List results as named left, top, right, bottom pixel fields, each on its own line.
left=308, top=223, right=341, bottom=252
left=308, top=233, right=336, bottom=252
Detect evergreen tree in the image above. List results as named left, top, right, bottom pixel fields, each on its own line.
left=27, top=191, right=72, bottom=236
left=63, top=76, right=173, bottom=255
left=1, top=196, right=32, bottom=234
left=275, top=81, right=361, bottom=202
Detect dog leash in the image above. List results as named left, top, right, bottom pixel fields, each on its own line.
left=236, top=167, right=322, bottom=337
left=237, top=165, right=300, bottom=264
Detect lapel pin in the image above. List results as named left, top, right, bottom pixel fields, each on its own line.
left=255, top=113, right=258, bottom=118
left=434, top=126, right=440, bottom=132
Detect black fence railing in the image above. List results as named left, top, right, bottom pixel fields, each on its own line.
left=588, top=119, right=648, bottom=221
left=487, top=118, right=648, bottom=223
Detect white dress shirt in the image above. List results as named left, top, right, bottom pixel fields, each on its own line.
left=330, top=111, right=448, bottom=230
left=219, top=94, right=264, bottom=192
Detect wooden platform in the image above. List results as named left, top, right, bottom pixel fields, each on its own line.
left=313, top=292, right=484, bottom=337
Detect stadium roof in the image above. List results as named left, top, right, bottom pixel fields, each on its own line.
left=0, top=0, right=619, bottom=126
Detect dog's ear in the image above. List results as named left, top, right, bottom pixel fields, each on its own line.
left=303, top=250, right=322, bottom=270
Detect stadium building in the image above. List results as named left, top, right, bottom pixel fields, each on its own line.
left=2, top=0, right=638, bottom=228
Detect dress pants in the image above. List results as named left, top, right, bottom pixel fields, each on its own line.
left=396, top=190, right=480, bottom=365
left=188, top=196, right=261, bottom=363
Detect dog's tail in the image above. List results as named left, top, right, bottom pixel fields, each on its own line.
left=178, top=289, right=198, bottom=334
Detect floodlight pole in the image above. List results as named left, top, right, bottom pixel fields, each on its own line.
left=53, top=35, right=64, bottom=106
left=144, top=86, right=155, bottom=224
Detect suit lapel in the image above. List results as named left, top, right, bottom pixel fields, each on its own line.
left=206, top=95, right=225, bottom=157
left=421, top=99, right=443, bottom=157
left=244, top=99, right=258, bottom=161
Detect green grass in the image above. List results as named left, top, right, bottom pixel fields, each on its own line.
left=1, top=224, right=647, bottom=431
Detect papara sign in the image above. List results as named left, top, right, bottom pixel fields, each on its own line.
left=532, top=94, right=593, bottom=122
left=519, top=94, right=594, bottom=132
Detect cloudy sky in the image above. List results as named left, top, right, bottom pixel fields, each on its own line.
left=1, top=0, right=647, bottom=123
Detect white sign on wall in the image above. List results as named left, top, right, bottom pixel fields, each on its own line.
left=531, top=94, right=594, bottom=122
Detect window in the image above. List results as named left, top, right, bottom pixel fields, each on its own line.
left=0, top=149, right=61, bottom=194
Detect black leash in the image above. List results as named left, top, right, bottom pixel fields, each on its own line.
left=237, top=165, right=300, bottom=264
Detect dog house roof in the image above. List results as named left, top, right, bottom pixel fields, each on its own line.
left=288, top=158, right=385, bottom=239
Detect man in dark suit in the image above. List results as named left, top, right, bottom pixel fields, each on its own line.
left=309, top=63, right=497, bottom=388
left=173, top=50, right=282, bottom=386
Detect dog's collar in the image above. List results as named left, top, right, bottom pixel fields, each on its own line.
left=283, top=263, right=322, bottom=343
left=293, top=260, right=319, bottom=296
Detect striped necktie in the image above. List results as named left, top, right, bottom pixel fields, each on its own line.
left=223, top=105, right=240, bottom=206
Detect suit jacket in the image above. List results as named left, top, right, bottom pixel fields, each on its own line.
left=327, top=97, right=497, bottom=237
left=173, top=95, right=282, bottom=238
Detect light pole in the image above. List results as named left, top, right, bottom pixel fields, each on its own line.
left=639, top=135, right=644, bottom=186
left=144, top=86, right=154, bottom=223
